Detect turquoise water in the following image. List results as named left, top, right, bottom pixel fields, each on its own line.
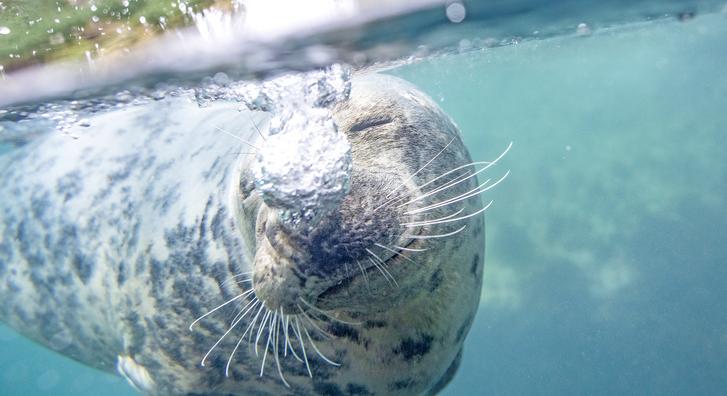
left=2, top=10, right=727, bottom=396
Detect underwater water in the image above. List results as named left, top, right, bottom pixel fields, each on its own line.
left=1, top=2, right=727, bottom=395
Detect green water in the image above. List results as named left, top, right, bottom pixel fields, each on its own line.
left=2, top=11, right=727, bottom=395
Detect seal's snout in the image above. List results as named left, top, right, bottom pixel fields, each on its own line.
left=251, top=170, right=409, bottom=313
left=252, top=211, right=311, bottom=313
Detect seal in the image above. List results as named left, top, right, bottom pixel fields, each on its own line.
left=0, top=73, right=506, bottom=395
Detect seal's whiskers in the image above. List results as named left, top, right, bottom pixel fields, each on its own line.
left=298, top=305, right=334, bottom=339
left=365, top=248, right=398, bottom=287
left=404, top=207, right=465, bottom=225
left=294, top=317, right=313, bottom=377
left=201, top=295, right=258, bottom=367
left=259, top=311, right=275, bottom=376
left=377, top=137, right=457, bottom=209
left=243, top=304, right=264, bottom=351
left=355, top=260, right=371, bottom=290
left=405, top=169, right=509, bottom=216
left=190, top=288, right=255, bottom=331
left=229, top=296, right=260, bottom=327
left=254, top=310, right=272, bottom=356
left=380, top=141, right=511, bottom=216
left=403, top=201, right=493, bottom=228
left=402, top=224, right=468, bottom=240
left=215, top=126, right=261, bottom=151
left=249, top=114, right=268, bottom=142
left=225, top=299, right=262, bottom=377
left=392, top=245, right=428, bottom=252
left=367, top=257, right=397, bottom=287
left=299, top=297, right=362, bottom=325
left=219, top=271, right=254, bottom=288
left=374, top=243, right=420, bottom=266
left=283, top=315, right=304, bottom=362
left=299, top=314, right=341, bottom=367
left=272, top=313, right=290, bottom=387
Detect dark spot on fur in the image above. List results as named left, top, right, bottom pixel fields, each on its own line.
left=429, top=269, right=443, bottom=292
left=123, top=311, right=147, bottom=356
left=363, top=320, right=387, bottom=329
left=471, top=254, right=480, bottom=275
left=313, top=381, right=344, bottom=396
left=71, top=252, right=94, bottom=283
left=56, top=171, right=84, bottom=202
left=30, top=194, right=51, bottom=221
left=472, top=218, right=484, bottom=238
left=346, top=383, right=371, bottom=395
left=117, top=260, right=127, bottom=285
left=329, top=323, right=360, bottom=343
left=389, top=378, right=417, bottom=391
left=393, top=334, right=434, bottom=360
left=429, top=347, right=463, bottom=394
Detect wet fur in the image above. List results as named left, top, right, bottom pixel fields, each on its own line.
left=0, top=74, right=487, bottom=395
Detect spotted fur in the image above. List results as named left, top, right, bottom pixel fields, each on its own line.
left=0, top=74, right=492, bottom=395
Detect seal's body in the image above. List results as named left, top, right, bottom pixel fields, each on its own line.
left=0, top=74, right=486, bottom=395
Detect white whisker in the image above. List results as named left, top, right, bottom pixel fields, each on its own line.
left=402, top=224, right=467, bottom=240
left=403, top=207, right=465, bottom=222
left=294, top=317, right=313, bottom=377
left=400, top=167, right=477, bottom=207
left=398, top=141, right=512, bottom=209
left=355, top=260, right=370, bottom=289
left=365, top=248, right=398, bottom=282
left=405, top=169, right=509, bottom=215
left=366, top=257, right=397, bottom=287
left=247, top=304, right=266, bottom=346
left=225, top=300, right=262, bottom=377
left=200, top=298, right=257, bottom=367
left=215, top=126, right=261, bottom=151
left=373, top=244, right=418, bottom=266
left=190, top=289, right=254, bottom=331
left=298, top=304, right=334, bottom=338
left=273, top=311, right=290, bottom=387
left=254, top=310, right=272, bottom=356
left=220, top=272, right=254, bottom=287
left=392, top=245, right=428, bottom=252
left=301, top=321, right=341, bottom=367
left=259, top=311, right=276, bottom=376
left=229, top=295, right=260, bottom=327
left=299, top=298, right=362, bottom=326
left=284, top=315, right=304, bottom=362
left=384, top=137, right=455, bottom=199
left=403, top=201, right=493, bottom=228
left=249, top=114, right=267, bottom=142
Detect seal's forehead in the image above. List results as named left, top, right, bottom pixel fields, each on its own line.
left=334, top=73, right=445, bottom=136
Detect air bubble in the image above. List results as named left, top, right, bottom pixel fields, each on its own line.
left=446, top=2, right=466, bottom=23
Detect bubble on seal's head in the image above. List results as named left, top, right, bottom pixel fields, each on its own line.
left=253, top=107, right=352, bottom=229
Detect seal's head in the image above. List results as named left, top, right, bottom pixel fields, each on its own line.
left=238, top=74, right=493, bottom=316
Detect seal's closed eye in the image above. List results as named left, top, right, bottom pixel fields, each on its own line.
left=349, top=114, right=393, bottom=132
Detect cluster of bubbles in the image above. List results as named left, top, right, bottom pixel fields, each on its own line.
left=192, top=64, right=355, bottom=228
left=0, top=64, right=355, bottom=232
left=244, top=65, right=353, bottom=230
left=0, top=83, right=182, bottom=143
